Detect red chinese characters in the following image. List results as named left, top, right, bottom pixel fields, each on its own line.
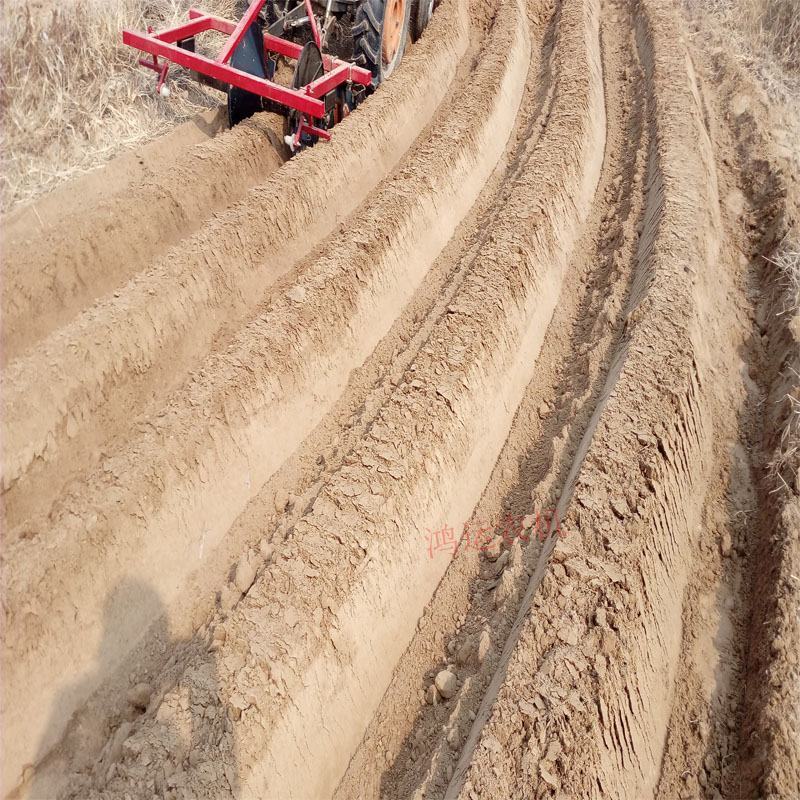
left=425, top=508, right=566, bottom=559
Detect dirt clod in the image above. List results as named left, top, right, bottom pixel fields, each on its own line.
left=126, top=682, right=153, bottom=711
left=434, top=670, right=458, bottom=700
left=484, top=537, right=503, bottom=562
left=455, top=637, right=474, bottom=666
left=426, top=684, right=440, bottom=706
left=234, top=550, right=258, bottom=594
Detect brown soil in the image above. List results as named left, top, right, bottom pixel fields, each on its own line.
left=1, top=0, right=798, bottom=797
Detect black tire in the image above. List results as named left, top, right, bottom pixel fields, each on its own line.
left=352, top=0, right=411, bottom=87
left=410, top=0, right=433, bottom=40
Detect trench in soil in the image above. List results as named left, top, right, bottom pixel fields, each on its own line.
left=2, top=0, right=798, bottom=795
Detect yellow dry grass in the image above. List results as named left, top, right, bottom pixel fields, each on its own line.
left=733, top=0, right=799, bottom=74
left=0, top=0, right=235, bottom=212
left=682, top=0, right=800, bottom=101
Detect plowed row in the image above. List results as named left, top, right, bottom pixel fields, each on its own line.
left=2, top=0, right=797, bottom=797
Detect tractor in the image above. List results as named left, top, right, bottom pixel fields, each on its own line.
left=122, top=0, right=434, bottom=150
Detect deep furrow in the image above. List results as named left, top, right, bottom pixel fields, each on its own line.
left=1, top=0, right=474, bottom=531
left=654, top=43, right=793, bottom=800
left=1, top=111, right=282, bottom=362
left=3, top=0, right=797, bottom=795
left=334, top=1, right=649, bottom=793
left=2, top=0, right=532, bottom=792
left=446, top=0, right=790, bottom=796
left=29, top=0, right=608, bottom=791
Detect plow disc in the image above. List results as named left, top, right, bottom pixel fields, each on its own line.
left=286, top=42, right=325, bottom=149
left=227, top=7, right=274, bottom=125
left=121, top=0, right=373, bottom=147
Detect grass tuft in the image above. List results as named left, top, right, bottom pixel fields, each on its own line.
left=0, top=0, right=235, bottom=212
left=768, top=238, right=800, bottom=495
left=743, top=0, right=800, bottom=74
left=682, top=0, right=800, bottom=102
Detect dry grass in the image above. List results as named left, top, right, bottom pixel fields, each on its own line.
left=682, top=0, right=800, bottom=102
left=768, top=238, right=800, bottom=495
left=772, top=239, right=800, bottom=318
left=771, top=386, right=800, bottom=496
left=0, top=0, right=235, bottom=212
left=735, top=0, right=800, bottom=74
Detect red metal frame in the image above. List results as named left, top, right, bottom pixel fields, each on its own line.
left=122, top=1, right=372, bottom=125
left=217, top=0, right=267, bottom=63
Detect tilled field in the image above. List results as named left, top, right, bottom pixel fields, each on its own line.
left=3, top=0, right=799, bottom=797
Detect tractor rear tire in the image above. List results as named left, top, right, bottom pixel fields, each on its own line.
left=352, top=0, right=411, bottom=87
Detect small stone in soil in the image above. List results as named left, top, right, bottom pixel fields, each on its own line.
left=477, top=629, right=491, bottom=663
left=455, top=638, right=474, bottom=666
left=484, top=537, right=502, bottom=562
left=435, top=670, right=458, bottom=699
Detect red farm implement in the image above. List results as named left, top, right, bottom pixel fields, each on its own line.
left=122, top=0, right=435, bottom=150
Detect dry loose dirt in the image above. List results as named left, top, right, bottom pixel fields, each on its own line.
left=2, top=0, right=798, bottom=797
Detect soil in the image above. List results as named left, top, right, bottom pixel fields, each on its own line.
left=2, top=0, right=798, bottom=797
